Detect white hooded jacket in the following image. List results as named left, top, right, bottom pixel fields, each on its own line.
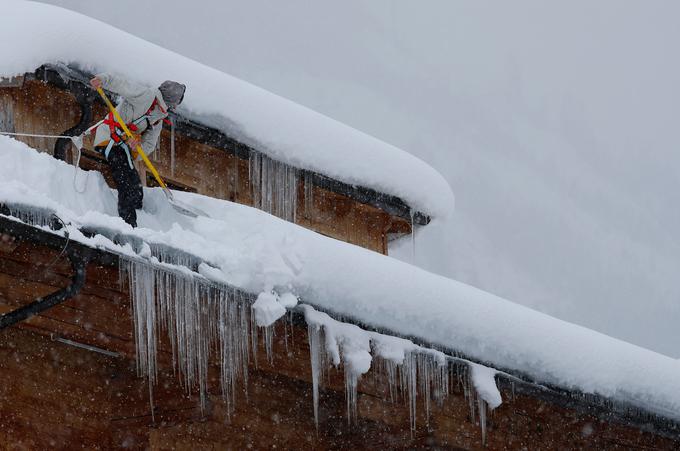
left=93, top=73, right=169, bottom=156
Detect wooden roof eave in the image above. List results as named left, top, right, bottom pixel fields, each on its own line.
left=24, top=64, right=431, bottom=226
left=0, top=211, right=678, bottom=437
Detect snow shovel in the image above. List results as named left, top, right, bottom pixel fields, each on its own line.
left=96, top=87, right=206, bottom=218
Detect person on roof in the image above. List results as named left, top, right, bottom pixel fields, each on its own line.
left=89, top=73, right=186, bottom=227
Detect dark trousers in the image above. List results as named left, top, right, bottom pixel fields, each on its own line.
left=98, top=144, right=143, bottom=227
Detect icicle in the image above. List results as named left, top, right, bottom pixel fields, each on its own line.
left=283, top=316, right=289, bottom=353
left=410, top=208, right=416, bottom=264
left=385, top=359, right=399, bottom=403
left=238, top=292, right=251, bottom=400
left=288, top=311, right=295, bottom=348
left=250, top=307, right=259, bottom=368
left=170, top=120, right=176, bottom=177
left=417, top=354, right=432, bottom=424
left=4, top=204, right=57, bottom=229
left=249, top=151, right=299, bottom=222
left=416, top=353, right=447, bottom=427
left=345, top=367, right=359, bottom=425
left=464, top=365, right=476, bottom=422
left=297, top=304, right=507, bottom=439
left=308, top=323, right=322, bottom=431
left=479, top=398, right=488, bottom=446
left=303, top=171, right=314, bottom=217
left=263, top=325, right=275, bottom=364
left=122, top=257, right=257, bottom=419
left=218, top=288, right=249, bottom=416
left=151, top=135, right=160, bottom=162
left=402, top=352, right=418, bottom=433
left=147, top=242, right=209, bottom=272
left=249, top=151, right=262, bottom=208
left=435, top=358, right=450, bottom=407
left=123, top=260, right=158, bottom=419
left=231, top=156, right=239, bottom=201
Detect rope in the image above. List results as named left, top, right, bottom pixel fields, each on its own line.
left=1, top=121, right=103, bottom=195
left=1, top=130, right=89, bottom=193
left=0, top=120, right=101, bottom=143
left=0, top=131, right=75, bottom=140
left=71, top=145, right=89, bottom=194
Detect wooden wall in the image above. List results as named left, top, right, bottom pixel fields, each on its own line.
left=0, top=80, right=81, bottom=155
left=0, top=232, right=678, bottom=449
left=154, top=130, right=252, bottom=205
left=0, top=80, right=411, bottom=254
left=296, top=184, right=392, bottom=253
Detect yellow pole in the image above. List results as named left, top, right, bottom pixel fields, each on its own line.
left=96, top=87, right=172, bottom=197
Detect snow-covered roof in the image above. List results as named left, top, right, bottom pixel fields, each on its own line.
left=2, top=134, right=680, bottom=423
left=0, top=1, right=454, bottom=219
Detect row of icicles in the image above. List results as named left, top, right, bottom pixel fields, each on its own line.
left=122, top=257, right=497, bottom=445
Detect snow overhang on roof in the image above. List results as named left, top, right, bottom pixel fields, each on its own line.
left=1, top=209, right=679, bottom=439
left=2, top=135, right=680, bottom=431
left=0, top=1, right=455, bottom=223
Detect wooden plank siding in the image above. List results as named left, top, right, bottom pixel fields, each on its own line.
left=0, top=226, right=678, bottom=449
left=0, top=80, right=81, bottom=156
left=0, top=80, right=412, bottom=255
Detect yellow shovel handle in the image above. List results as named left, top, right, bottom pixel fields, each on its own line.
left=96, top=87, right=171, bottom=196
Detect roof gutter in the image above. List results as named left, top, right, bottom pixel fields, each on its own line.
left=0, top=251, right=88, bottom=330
left=0, top=208, right=117, bottom=330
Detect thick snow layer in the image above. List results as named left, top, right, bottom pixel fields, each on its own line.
left=0, top=1, right=453, bottom=219
left=2, top=137, right=680, bottom=420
